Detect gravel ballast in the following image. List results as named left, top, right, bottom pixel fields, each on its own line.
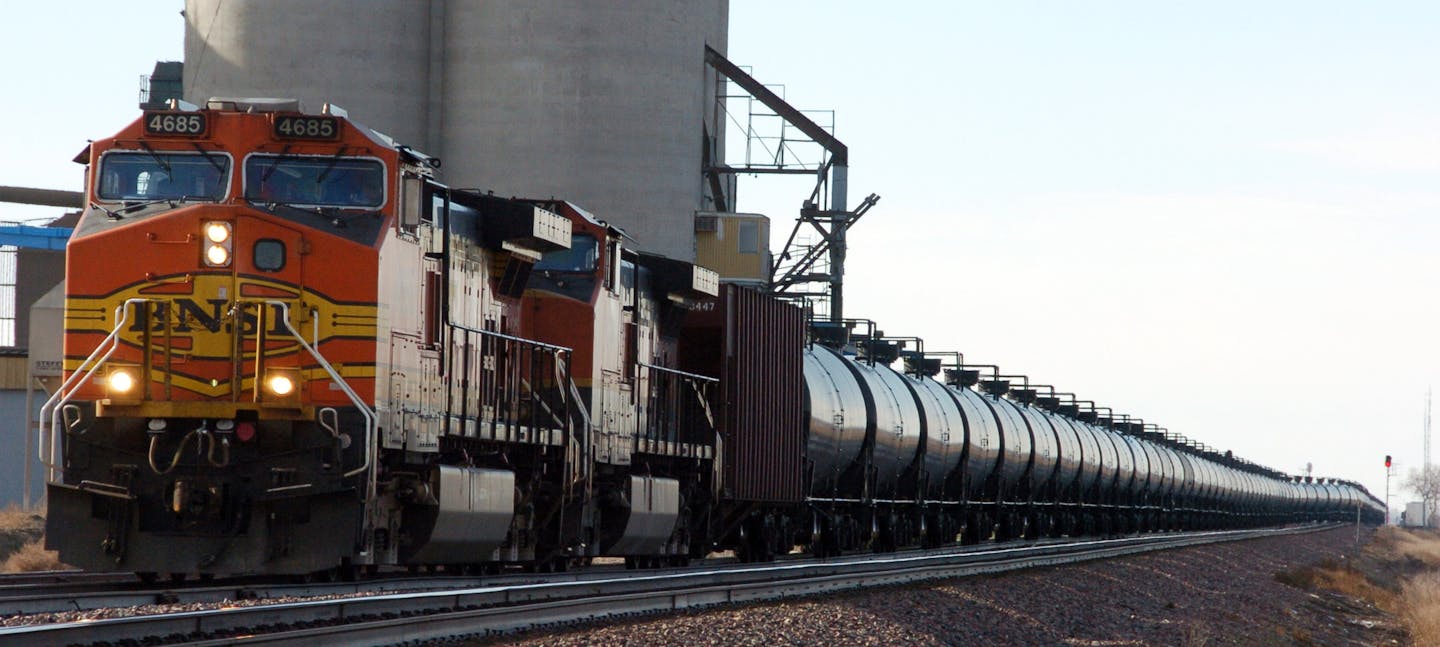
left=492, top=526, right=1401, bottom=646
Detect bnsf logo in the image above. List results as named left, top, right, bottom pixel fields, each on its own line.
left=127, top=299, right=291, bottom=336
left=119, top=299, right=300, bottom=360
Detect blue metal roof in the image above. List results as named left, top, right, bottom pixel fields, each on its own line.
left=0, top=225, right=72, bottom=251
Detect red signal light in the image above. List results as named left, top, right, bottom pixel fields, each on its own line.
left=1385, top=455, right=1392, bottom=468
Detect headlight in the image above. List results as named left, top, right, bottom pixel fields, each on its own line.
left=262, top=367, right=301, bottom=406
left=202, top=221, right=233, bottom=267
left=106, top=364, right=141, bottom=403
left=109, top=368, right=136, bottom=393
left=204, top=221, right=231, bottom=243
left=266, top=373, right=294, bottom=396
left=205, top=244, right=230, bottom=266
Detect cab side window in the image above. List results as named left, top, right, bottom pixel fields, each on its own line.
left=400, top=174, right=423, bottom=237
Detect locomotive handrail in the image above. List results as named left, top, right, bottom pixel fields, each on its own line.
left=264, top=301, right=375, bottom=480
left=444, top=319, right=579, bottom=430
left=446, top=320, right=575, bottom=355
left=38, top=298, right=148, bottom=479
left=635, top=361, right=719, bottom=384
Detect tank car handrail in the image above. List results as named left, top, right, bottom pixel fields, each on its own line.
left=264, top=300, right=375, bottom=480
left=38, top=298, right=147, bottom=479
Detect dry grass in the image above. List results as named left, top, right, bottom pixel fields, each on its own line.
left=1375, top=526, right=1440, bottom=568
left=1350, top=527, right=1440, bottom=646
left=0, top=503, right=48, bottom=571
left=1274, top=558, right=1398, bottom=612
left=1, top=540, right=65, bottom=572
left=1399, top=572, right=1440, bottom=647
left=0, top=503, right=44, bottom=533
left=1313, top=563, right=1397, bottom=611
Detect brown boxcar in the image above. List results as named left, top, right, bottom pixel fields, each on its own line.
left=683, top=285, right=805, bottom=503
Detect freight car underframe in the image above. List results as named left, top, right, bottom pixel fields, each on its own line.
left=728, top=493, right=1322, bottom=563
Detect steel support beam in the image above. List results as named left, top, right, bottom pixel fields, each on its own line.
left=0, top=186, right=84, bottom=209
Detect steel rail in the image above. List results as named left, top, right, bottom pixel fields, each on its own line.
left=0, top=524, right=1339, bottom=646
left=0, top=568, right=628, bottom=617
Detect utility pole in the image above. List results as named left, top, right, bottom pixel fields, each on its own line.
left=1425, top=389, right=1433, bottom=527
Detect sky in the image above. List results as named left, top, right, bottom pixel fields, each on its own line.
left=2, top=1, right=1437, bottom=512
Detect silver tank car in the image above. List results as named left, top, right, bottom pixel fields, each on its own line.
left=1059, top=416, right=1102, bottom=497
left=949, top=387, right=1003, bottom=500
left=1012, top=404, right=1063, bottom=497
left=1088, top=420, right=1123, bottom=501
left=1032, top=407, right=1081, bottom=495
left=978, top=394, right=1035, bottom=498
left=803, top=346, right=923, bottom=498
left=804, top=346, right=869, bottom=497
left=903, top=375, right=968, bottom=500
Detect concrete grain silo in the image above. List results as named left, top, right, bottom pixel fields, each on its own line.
left=183, top=0, right=728, bottom=261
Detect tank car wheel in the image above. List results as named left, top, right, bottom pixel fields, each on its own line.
left=1023, top=514, right=1044, bottom=540
left=960, top=513, right=981, bottom=544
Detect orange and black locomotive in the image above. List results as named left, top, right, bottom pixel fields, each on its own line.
left=43, top=99, right=720, bottom=578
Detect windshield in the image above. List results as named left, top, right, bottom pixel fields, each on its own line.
left=535, top=234, right=598, bottom=272
left=97, top=152, right=229, bottom=201
left=244, top=155, right=385, bottom=208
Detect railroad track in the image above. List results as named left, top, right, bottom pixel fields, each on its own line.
left=1, top=524, right=1339, bottom=646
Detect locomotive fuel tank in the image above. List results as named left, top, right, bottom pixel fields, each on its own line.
left=401, top=466, right=516, bottom=564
